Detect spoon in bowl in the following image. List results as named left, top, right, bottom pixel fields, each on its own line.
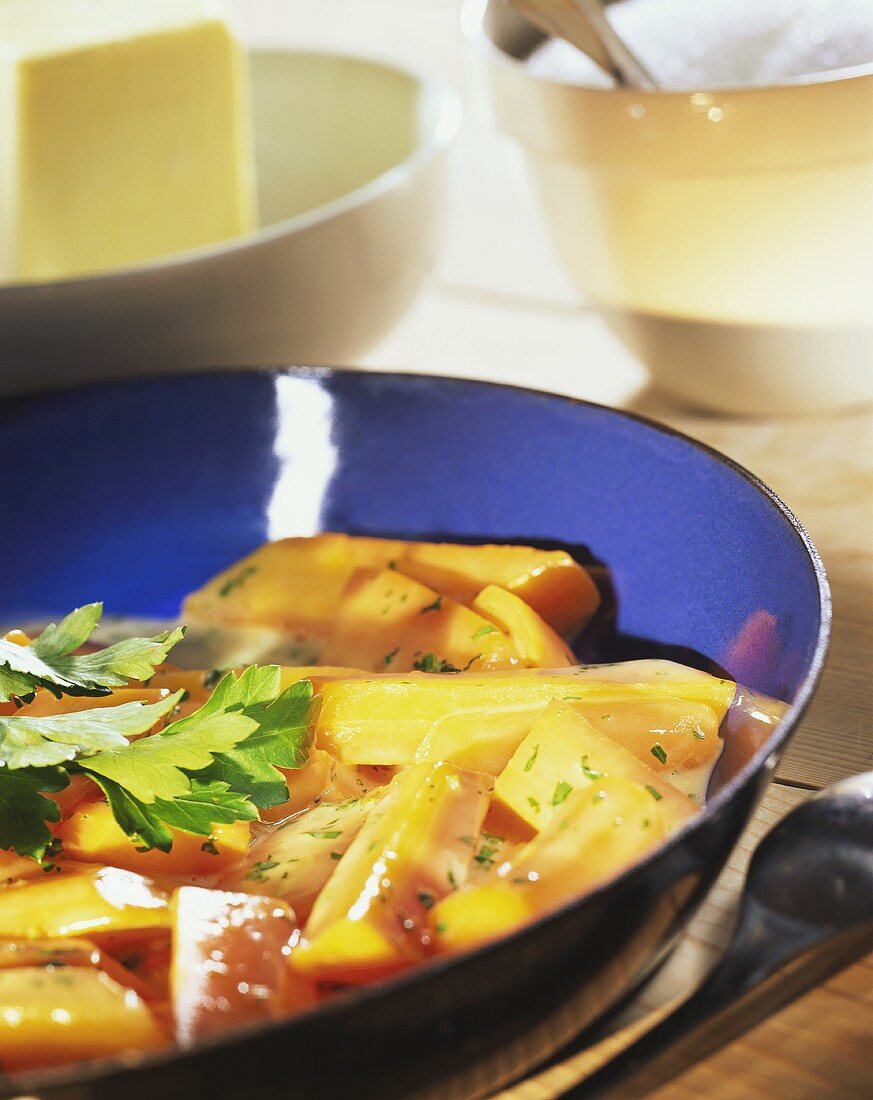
left=506, top=0, right=657, bottom=89
left=557, top=770, right=873, bottom=1096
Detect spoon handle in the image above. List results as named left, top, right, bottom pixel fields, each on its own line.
left=506, top=0, right=656, bottom=89
left=572, top=0, right=657, bottom=90
left=558, top=915, right=873, bottom=1098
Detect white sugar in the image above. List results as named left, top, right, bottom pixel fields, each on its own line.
left=527, top=0, right=873, bottom=89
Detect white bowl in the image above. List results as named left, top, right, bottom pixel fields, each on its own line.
left=465, top=0, right=873, bottom=415
left=0, top=49, right=460, bottom=394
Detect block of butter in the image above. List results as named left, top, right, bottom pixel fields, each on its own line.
left=0, top=0, right=256, bottom=284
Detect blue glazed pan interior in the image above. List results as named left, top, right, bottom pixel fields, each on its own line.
left=0, top=369, right=826, bottom=706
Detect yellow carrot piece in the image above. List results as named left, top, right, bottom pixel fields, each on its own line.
left=494, top=704, right=698, bottom=831
left=395, top=541, right=600, bottom=638
left=60, top=800, right=250, bottom=880
left=183, top=534, right=599, bottom=643
left=429, top=883, right=531, bottom=951
left=184, top=533, right=390, bottom=648
left=432, top=771, right=696, bottom=955
left=316, top=661, right=735, bottom=766
left=568, top=697, right=723, bottom=774
left=471, top=585, right=575, bottom=668
left=414, top=707, right=545, bottom=776
left=0, top=866, right=170, bottom=941
left=506, top=773, right=679, bottom=909
left=321, top=567, right=518, bottom=673
left=295, top=762, right=489, bottom=982
left=221, top=794, right=379, bottom=920
left=0, top=967, right=167, bottom=1069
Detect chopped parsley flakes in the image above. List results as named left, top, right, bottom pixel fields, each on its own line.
left=246, top=858, right=279, bottom=882
left=552, top=781, right=572, bottom=806
left=413, top=653, right=460, bottom=674
left=580, top=755, right=600, bottom=781
left=472, top=624, right=499, bottom=641
left=650, top=744, right=668, bottom=765
left=217, top=565, right=257, bottom=598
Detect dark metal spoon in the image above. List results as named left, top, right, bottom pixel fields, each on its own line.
left=560, top=771, right=873, bottom=1098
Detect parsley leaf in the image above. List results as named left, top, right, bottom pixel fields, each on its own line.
left=0, top=693, right=183, bottom=770
left=152, top=779, right=258, bottom=835
left=0, top=767, right=68, bottom=860
left=580, top=754, right=601, bottom=781
left=76, top=668, right=311, bottom=848
left=87, top=774, right=174, bottom=853
left=87, top=774, right=258, bottom=853
left=246, top=859, right=279, bottom=882
left=78, top=688, right=255, bottom=802
left=0, top=603, right=184, bottom=702
left=195, top=672, right=312, bottom=809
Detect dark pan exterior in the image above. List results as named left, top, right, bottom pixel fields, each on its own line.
left=0, top=369, right=829, bottom=1099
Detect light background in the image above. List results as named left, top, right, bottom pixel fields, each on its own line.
left=228, top=0, right=648, bottom=405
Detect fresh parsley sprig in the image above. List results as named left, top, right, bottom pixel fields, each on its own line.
left=0, top=602, right=185, bottom=703
left=0, top=624, right=314, bottom=860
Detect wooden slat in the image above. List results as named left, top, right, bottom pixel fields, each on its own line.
left=652, top=970, right=873, bottom=1100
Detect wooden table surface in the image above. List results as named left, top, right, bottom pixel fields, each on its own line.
left=237, top=3, right=873, bottom=1095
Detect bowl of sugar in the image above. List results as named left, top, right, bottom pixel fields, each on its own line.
left=465, top=0, right=873, bottom=415
left=0, top=0, right=460, bottom=393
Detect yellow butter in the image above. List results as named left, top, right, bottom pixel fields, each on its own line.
left=0, top=0, right=256, bottom=283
